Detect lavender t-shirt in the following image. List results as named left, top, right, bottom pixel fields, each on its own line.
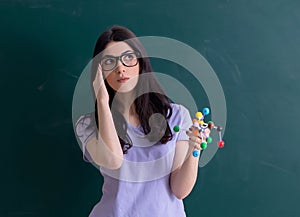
left=75, top=104, right=192, bottom=217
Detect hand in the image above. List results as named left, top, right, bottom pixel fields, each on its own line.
left=186, top=126, right=211, bottom=151
left=93, top=64, right=109, bottom=103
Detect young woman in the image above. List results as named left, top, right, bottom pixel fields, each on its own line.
left=75, top=25, right=208, bottom=217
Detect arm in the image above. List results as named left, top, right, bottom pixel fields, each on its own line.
left=85, top=101, right=124, bottom=170
left=85, top=64, right=124, bottom=170
left=170, top=139, right=200, bottom=199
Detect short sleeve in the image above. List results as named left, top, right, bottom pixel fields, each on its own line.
left=75, top=113, right=97, bottom=162
left=177, top=105, right=192, bottom=141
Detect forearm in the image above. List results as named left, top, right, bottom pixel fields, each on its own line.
left=92, top=101, right=123, bottom=169
left=170, top=147, right=200, bottom=199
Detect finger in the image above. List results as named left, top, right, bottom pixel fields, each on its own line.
left=97, top=63, right=102, bottom=73
left=92, top=67, right=102, bottom=97
left=193, top=143, right=201, bottom=150
left=186, top=126, right=199, bottom=137
left=94, top=65, right=107, bottom=88
left=198, top=132, right=206, bottom=140
left=189, top=135, right=202, bottom=144
left=204, top=128, right=211, bottom=137
left=188, top=140, right=201, bottom=150
left=95, top=64, right=104, bottom=80
left=98, top=65, right=103, bottom=79
left=187, top=128, right=203, bottom=139
left=98, top=63, right=111, bottom=80
left=186, top=130, right=195, bottom=138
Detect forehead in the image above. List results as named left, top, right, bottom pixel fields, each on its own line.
left=102, top=41, right=134, bottom=56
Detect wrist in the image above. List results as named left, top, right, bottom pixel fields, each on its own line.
left=96, top=100, right=111, bottom=114
left=185, top=145, right=199, bottom=160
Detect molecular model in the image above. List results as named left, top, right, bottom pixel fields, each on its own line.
left=173, top=107, right=225, bottom=157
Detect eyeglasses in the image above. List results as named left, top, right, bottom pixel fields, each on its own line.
left=100, top=51, right=140, bottom=71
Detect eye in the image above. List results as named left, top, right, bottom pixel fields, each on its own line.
left=123, top=53, right=135, bottom=61
left=103, top=58, right=115, bottom=65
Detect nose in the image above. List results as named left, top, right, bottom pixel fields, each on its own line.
left=114, top=60, right=126, bottom=74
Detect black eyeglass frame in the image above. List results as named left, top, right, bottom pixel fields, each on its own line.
left=100, top=51, right=141, bottom=71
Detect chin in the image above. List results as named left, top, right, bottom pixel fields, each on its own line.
left=117, top=85, right=136, bottom=93
left=116, top=79, right=138, bottom=93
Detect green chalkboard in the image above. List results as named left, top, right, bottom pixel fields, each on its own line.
left=1, top=0, right=300, bottom=216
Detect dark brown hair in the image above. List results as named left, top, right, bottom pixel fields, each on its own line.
left=91, top=25, right=173, bottom=154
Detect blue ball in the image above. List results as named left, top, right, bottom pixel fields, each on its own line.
left=202, top=107, right=210, bottom=116
left=193, top=150, right=200, bottom=157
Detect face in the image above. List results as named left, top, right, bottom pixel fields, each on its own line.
left=101, top=41, right=140, bottom=93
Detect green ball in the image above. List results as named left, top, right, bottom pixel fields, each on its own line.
left=206, top=136, right=213, bottom=143
left=201, top=142, right=207, bottom=150
left=173, top=125, right=180, bottom=132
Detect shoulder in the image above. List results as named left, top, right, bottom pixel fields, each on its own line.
left=170, top=103, right=190, bottom=117
left=75, top=112, right=97, bottom=141
left=75, top=112, right=95, bottom=125
left=168, top=103, right=191, bottom=125
left=169, top=104, right=191, bottom=141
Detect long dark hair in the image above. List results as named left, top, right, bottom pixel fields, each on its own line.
left=91, top=25, right=173, bottom=154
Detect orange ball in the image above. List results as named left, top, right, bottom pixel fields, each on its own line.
left=193, top=129, right=199, bottom=136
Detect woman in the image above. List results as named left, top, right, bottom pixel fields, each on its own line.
left=75, top=25, right=208, bottom=217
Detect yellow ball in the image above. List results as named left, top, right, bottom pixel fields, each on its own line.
left=195, top=112, right=203, bottom=119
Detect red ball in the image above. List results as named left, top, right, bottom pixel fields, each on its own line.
left=218, top=140, right=225, bottom=148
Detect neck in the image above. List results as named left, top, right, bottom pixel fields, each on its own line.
left=113, top=91, right=140, bottom=126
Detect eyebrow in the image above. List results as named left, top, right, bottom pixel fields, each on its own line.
left=102, top=50, right=134, bottom=58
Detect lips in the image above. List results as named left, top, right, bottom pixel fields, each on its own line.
left=117, top=77, right=129, bottom=83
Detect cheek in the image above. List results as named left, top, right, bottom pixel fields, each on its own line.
left=135, top=64, right=140, bottom=75
left=105, top=74, right=117, bottom=89
left=128, top=63, right=140, bottom=75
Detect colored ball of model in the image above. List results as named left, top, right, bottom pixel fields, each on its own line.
left=201, top=142, right=208, bottom=150
left=206, top=136, right=213, bottom=143
left=208, top=121, right=214, bottom=129
left=195, top=112, right=203, bottom=119
left=202, top=107, right=210, bottom=115
left=218, top=140, right=225, bottom=148
left=193, top=150, right=200, bottom=157
left=173, top=125, right=180, bottom=132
